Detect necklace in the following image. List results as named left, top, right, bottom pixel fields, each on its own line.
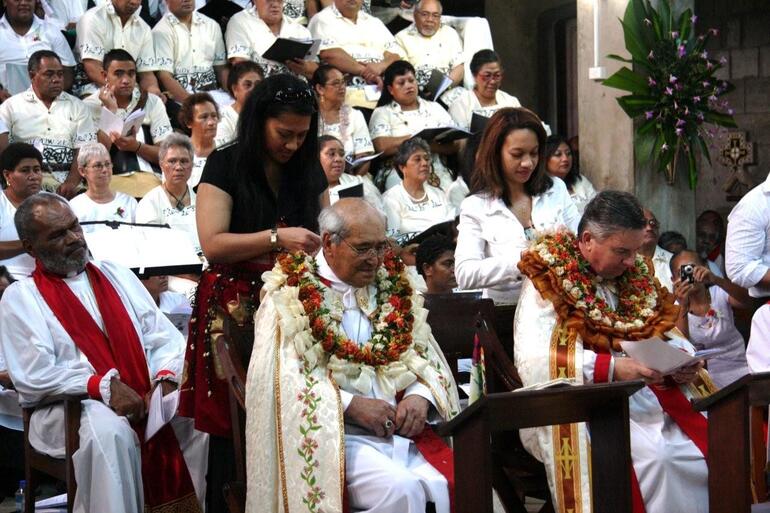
left=164, top=185, right=188, bottom=211
left=405, top=187, right=427, bottom=203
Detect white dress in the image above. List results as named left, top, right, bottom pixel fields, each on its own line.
left=382, top=183, right=454, bottom=235
left=454, top=179, right=580, bottom=304
left=687, top=286, right=750, bottom=388
left=136, top=186, right=200, bottom=254
left=0, top=192, right=35, bottom=280
left=69, top=192, right=138, bottom=232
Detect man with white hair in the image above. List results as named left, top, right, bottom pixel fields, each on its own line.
left=245, top=198, right=459, bottom=513
left=0, top=193, right=207, bottom=513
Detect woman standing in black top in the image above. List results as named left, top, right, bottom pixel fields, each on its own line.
left=179, top=75, right=326, bottom=507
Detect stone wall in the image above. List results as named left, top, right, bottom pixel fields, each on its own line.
left=695, top=0, right=770, bottom=221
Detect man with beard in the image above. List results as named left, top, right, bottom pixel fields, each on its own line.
left=0, top=192, right=208, bottom=513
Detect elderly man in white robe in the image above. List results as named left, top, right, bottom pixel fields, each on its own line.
left=0, top=192, right=208, bottom=513
left=245, top=198, right=460, bottom=513
left=514, top=191, right=712, bottom=513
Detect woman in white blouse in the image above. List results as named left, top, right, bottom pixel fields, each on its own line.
left=313, top=65, right=375, bottom=178
left=449, top=50, right=522, bottom=131
left=369, top=60, right=460, bottom=192
left=319, top=135, right=383, bottom=210
left=69, top=142, right=138, bottom=233
left=455, top=108, right=580, bottom=305
left=136, top=134, right=201, bottom=255
left=545, top=135, right=597, bottom=215
left=180, top=93, right=219, bottom=188
left=215, top=61, right=264, bottom=147
left=382, top=137, right=455, bottom=235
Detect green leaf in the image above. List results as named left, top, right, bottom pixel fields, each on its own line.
left=629, top=0, right=656, bottom=49
left=696, top=134, right=712, bottom=166
left=635, top=130, right=657, bottom=166
left=686, top=141, right=698, bottom=189
left=703, top=110, right=738, bottom=127
left=645, top=0, right=664, bottom=40
left=658, top=0, right=672, bottom=35
left=602, top=67, right=651, bottom=95
left=638, top=118, right=657, bottom=135
left=678, top=8, right=693, bottom=41
left=620, top=19, right=650, bottom=62
left=607, top=53, right=633, bottom=63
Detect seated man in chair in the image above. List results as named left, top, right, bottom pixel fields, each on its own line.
left=0, top=192, right=207, bottom=513
left=514, top=190, right=711, bottom=513
left=245, top=198, right=460, bottom=513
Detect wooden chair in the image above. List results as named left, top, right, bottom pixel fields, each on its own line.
left=22, top=395, right=86, bottom=513
left=423, top=294, right=552, bottom=513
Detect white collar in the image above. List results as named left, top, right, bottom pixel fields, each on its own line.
left=316, top=250, right=374, bottom=312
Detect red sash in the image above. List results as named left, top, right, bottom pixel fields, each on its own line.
left=33, top=262, right=200, bottom=512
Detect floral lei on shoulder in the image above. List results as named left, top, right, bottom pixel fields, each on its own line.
left=518, top=231, right=678, bottom=352
left=276, top=251, right=416, bottom=367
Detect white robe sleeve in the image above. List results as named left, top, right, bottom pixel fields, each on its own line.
left=747, top=304, right=770, bottom=372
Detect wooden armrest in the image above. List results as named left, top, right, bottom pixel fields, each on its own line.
left=23, top=394, right=89, bottom=412
left=692, top=374, right=752, bottom=411
left=749, top=372, right=770, bottom=406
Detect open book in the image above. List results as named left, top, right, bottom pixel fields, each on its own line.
left=620, top=337, right=725, bottom=375
left=345, top=152, right=382, bottom=170
left=262, top=37, right=321, bottom=62
left=412, top=126, right=472, bottom=144
left=99, top=107, right=145, bottom=137
left=421, top=69, right=453, bottom=102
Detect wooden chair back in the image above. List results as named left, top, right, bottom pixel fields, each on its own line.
left=22, top=395, right=84, bottom=513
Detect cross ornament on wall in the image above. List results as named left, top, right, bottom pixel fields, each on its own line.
left=720, top=131, right=755, bottom=200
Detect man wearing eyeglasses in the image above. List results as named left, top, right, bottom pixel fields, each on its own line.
left=394, top=0, right=464, bottom=104
left=245, top=198, right=459, bottom=513
left=639, top=207, right=674, bottom=292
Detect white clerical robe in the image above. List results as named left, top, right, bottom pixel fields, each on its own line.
left=0, top=260, right=208, bottom=513
left=513, top=278, right=709, bottom=513
left=315, top=251, right=449, bottom=513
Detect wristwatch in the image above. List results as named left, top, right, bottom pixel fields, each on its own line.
left=270, top=227, right=279, bottom=251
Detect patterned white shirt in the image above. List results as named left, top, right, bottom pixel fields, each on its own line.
left=0, top=88, right=96, bottom=177
left=382, top=183, right=454, bottom=235
left=318, top=105, right=373, bottom=158
left=395, top=23, right=463, bottom=93
left=215, top=104, right=238, bottom=147
left=226, top=10, right=311, bottom=77
left=448, top=88, right=521, bottom=131
left=153, top=12, right=226, bottom=92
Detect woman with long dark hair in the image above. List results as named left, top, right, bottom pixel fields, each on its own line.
left=178, top=74, right=326, bottom=509
left=454, top=107, right=580, bottom=305
left=544, top=134, right=596, bottom=214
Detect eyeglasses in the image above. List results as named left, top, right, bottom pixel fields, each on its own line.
left=416, top=10, right=441, bottom=20
left=87, top=161, right=113, bottom=171
left=645, top=218, right=659, bottom=228
left=478, top=72, right=503, bottom=81
left=324, top=79, right=346, bottom=88
left=342, top=238, right=390, bottom=258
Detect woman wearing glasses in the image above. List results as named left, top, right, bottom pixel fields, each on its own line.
left=313, top=65, right=375, bottom=178
left=69, top=142, right=137, bottom=233
left=179, top=75, right=326, bottom=496
left=449, top=49, right=522, bottom=131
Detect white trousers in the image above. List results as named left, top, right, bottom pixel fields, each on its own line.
left=30, top=399, right=209, bottom=513
left=345, top=433, right=449, bottom=513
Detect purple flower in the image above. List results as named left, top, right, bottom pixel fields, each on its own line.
left=665, top=86, right=674, bottom=95
left=701, top=51, right=708, bottom=59
left=669, top=74, right=678, bottom=83
left=728, top=108, right=735, bottom=115
left=710, top=28, right=719, bottom=36
left=648, top=76, right=657, bottom=86
left=691, top=15, right=698, bottom=24
left=644, top=18, right=652, bottom=26
left=709, top=95, right=718, bottom=102
left=676, top=118, right=686, bottom=127
left=706, top=61, right=714, bottom=70
left=693, top=96, right=701, bottom=103
left=678, top=45, right=687, bottom=58
left=675, top=83, right=683, bottom=91
left=702, top=81, right=710, bottom=88
left=697, top=112, right=705, bottom=121
left=662, top=143, right=669, bottom=151
left=675, top=127, right=684, bottom=136
left=648, top=50, right=655, bottom=60
left=684, top=106, right=689, bottom=115
left=720, top=56, right=728, bottom=64
left=671, top=31, right=679, bottom=38
left=645, top=111, right=654, bottom=120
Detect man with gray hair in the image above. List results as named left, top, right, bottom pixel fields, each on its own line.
left=514, top=190, right=710, bottom=513
left=245, top=197, right=459, bottom=513
left=0, top=192, right=208, bottom=513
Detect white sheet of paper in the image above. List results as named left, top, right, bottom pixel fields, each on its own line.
left=35, top=493, right=68, bottom=508
left=305, top=39, right=321, bottom=60
left=145, top=387, right=179, bottom=440
left=363, top=84, right=381, bottom=102
left=99, top=107, right=125, bottom=135
left=620, top=337, right=700, bottom=375
left=346, top=151, right=383, bottom=168
left=122, top=109, right=145, bottom=136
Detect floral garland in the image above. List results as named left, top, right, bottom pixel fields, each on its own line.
left=519, top=231, right=679, bottom=352
left=276, top=251, right=416, bottom=367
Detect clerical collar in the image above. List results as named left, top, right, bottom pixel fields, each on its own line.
left=316, top=250, right=373, bottom=312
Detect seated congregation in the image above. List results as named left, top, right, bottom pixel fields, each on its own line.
left=0, top=0, right=767, bottom=513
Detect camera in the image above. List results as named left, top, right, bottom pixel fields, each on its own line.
left=680, top=264, right=695, bottom=284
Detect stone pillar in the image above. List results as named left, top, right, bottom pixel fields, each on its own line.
left=577, top=0, right=696, bottom=244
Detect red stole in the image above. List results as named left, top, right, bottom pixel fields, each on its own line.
left=33, top=262, right=201, bottom=512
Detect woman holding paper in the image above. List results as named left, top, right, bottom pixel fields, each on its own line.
left=319, top=135, right=382, bottom=210
left=369, top=60, right=460, bottom=191
left=671, top=249, right=753, bottom=388
left=69, top=142, right=137, bottom=232
left=313, top=65, right=375, bottom=178
left=382, top=137, right=454, bottom=235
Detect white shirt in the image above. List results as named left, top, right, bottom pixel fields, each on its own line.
left=448, top=88, right=521, bottom=131
left=83, top=88, right=172, bottom=173
left=382, top=183, right=454, bottom=235
left=0, top=192, right=34, bottom=280
left=136, top=185, right=200, bottom=254
left=369, top=98, right=455, bottom=191
left=651, top=245, right=674, bottom=293
left=76, top=2, right=156, bottom=72
left=455, top=178, right=580, bottom=304
left=0, top=260, right=186, bottom=407
left=153, top=12, right=226, bottom=92
left=0, top=88, right=96, bottom=179
left=445, top=176, right=468, bottom=213
left=42, top=0, right=86, bottom=30
left=68, top=191, right=138, bottom=232
left=226, top=10, right=311, bottom=77
left=726, top=174, right=770, bottom=297
left=214, top=103, right=238, bottom=147
left=318, top=105, right=374, bottom=158
left=748, top=303, right=770, bottom=372
left=189, top=155, right=206, bottom=188
left=0, top=15, right=76, bottom=94
left=394, top=23, right=463, bottom=93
